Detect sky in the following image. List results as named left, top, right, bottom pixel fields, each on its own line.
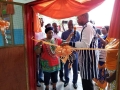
left=41, top=0, right=115, bottom=27
left=89, top=0, right=115, bottom=26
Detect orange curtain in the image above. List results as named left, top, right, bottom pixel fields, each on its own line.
left=33, top=0, right=104, bottom=19
left=6, top=0, right=14, bottom=15
left=33, top=11, right=42, bottom=32
left=108, top=0, right=120, bottom=39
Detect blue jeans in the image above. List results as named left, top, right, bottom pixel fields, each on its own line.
left=36, top=55, right=44, bottom=82
left=38, top=68, right=44, bottom=82
left=64, top=56, right=78, bottom=84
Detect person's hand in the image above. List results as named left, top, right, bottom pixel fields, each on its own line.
left=69, top=32, right=74, bottom=37
left=61, top=42, right=69, bottom=46
left=97, top=34, right=100, bottom=38
left=66, top=32, right=74, bottom=42
left=36, top=41, right=43, bottom=46
left=34, top=41, right=43, bottom=54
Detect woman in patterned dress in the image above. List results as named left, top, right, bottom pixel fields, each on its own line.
left=35, top=27, right=62, bottom=90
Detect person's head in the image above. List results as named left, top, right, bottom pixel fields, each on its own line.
left=40, top=18, right=44, bottom=27
left=52, top=23, right=57, bottom=30
left=101, top=26, right=109, bottom=35
left=68, top=20, right=73, bottom=30
left=77, top=13, right=89, bottom=26
left=45, top=23, right=51, bottom=28
left=45, top=27, right=54, bottom=39
left=52, top=22, right=58, bottom=32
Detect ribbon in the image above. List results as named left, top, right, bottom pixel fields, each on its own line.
left=32, top=37, right=118, bottom=65
left=0, top=19, right=10, bottom=35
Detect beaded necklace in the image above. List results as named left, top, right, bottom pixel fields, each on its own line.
left=44, top=38, right=57, bottom=57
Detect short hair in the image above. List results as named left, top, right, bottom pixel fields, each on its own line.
left=68, top=20, right=73, bottom=24
left=52, top=22, right=57, bottom=26
left=78, top=13, right=89, bottom=20
left=82, top=13, right=89, bottom=19
left=104, top=26, right=109, bottom=32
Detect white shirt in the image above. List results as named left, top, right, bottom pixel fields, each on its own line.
left=53, top=31, right=62, bottom=39
left=75, top=22, right=95, bottom=48
left=35, top=27, right=46, bottom=40
left=35, top=27, right=46, bottom=45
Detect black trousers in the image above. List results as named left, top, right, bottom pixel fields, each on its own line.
left=59, top=61, right=64, bottom=79
left=82, top=79, right=94, bottom=90
left=44, top=71, right=58, bottom=85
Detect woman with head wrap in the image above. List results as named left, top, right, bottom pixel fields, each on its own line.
left=35, top=27, right=62, bottom=90
left=96, top=26, right=119, bottom=90
left=93, top=26, right=109, bottom=89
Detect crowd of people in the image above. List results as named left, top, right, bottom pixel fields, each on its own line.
left=34, top=13, right=119, bottom=90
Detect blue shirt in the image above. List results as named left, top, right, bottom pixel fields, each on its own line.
left=98, top=34, right=107, bottom=48
left=61, top=30, right=80, bottom=42
left=61, top=30, right=80, bottom=59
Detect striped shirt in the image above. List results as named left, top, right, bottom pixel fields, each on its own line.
left=69, top=22, right=99, bottom=79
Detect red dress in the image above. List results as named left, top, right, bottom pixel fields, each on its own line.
left=41, top=38, right=62, bottom=67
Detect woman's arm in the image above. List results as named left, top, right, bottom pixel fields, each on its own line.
left=34, top=41, right=43, bottom=54
left=98, top=34, right=107, bottom=46
left=34, top=45, right=42, bottom=54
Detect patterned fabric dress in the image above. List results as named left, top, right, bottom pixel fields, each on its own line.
left=40, top=38, right=62, bottom=73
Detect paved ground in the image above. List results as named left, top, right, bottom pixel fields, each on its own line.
left=37, top=70, right=107, bottom=90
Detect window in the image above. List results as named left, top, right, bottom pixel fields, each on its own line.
left=0, top=3, right=24, bottom=47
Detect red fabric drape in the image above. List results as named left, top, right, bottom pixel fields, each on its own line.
left=108, top=0, right=120, bottom=39
left=27, top=0, right=52, bottom=6
left=6, top=0, right=14, bottom=15
left=33, top=0, right=104, bottom=19
left=25, top=4, right=36, bottom=90
left=24, top=1, right=53, bottom=90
